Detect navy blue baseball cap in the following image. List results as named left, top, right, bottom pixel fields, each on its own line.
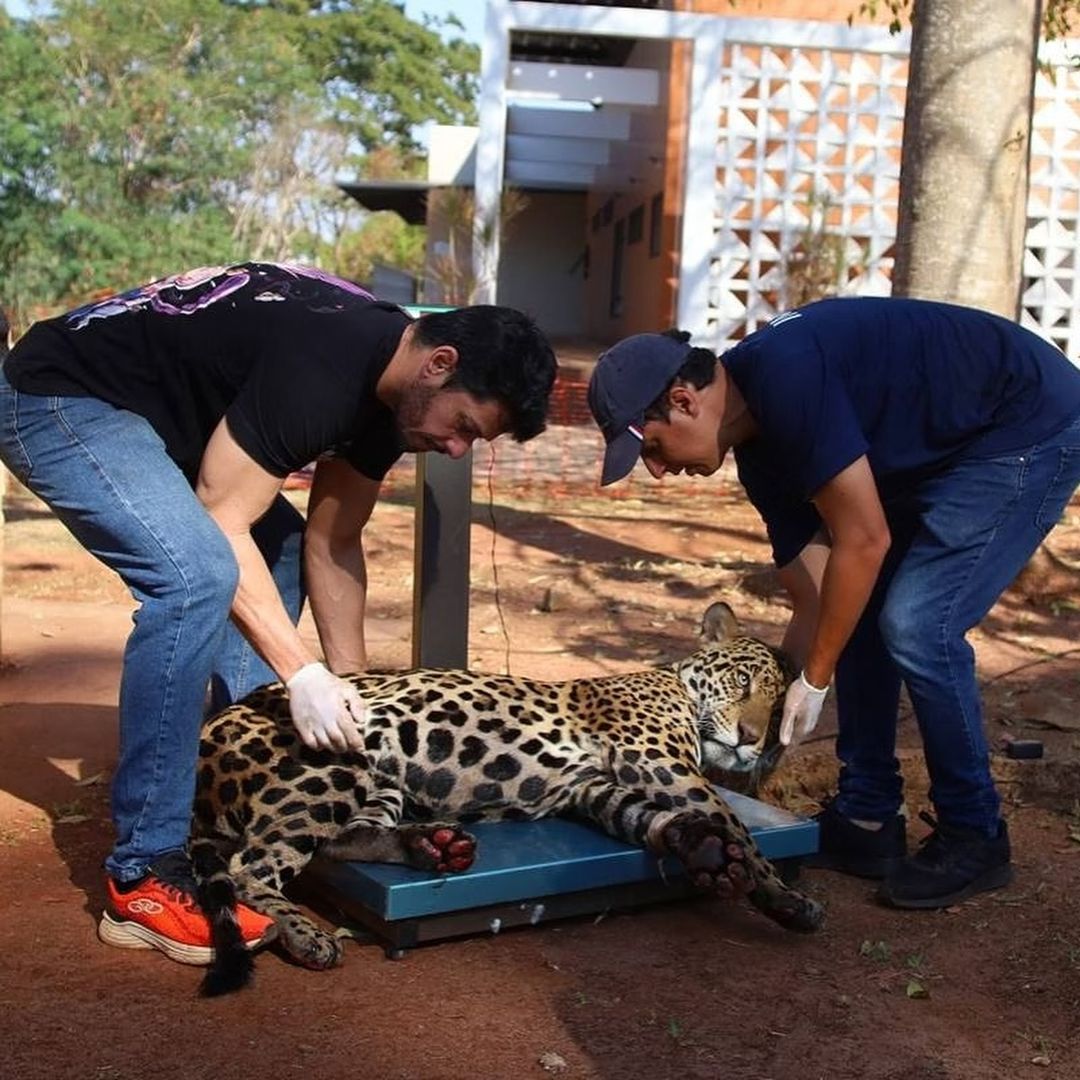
left=587, top=333, right=692, bottom=485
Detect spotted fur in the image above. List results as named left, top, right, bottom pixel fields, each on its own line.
left=191, top=603, right=823, bottom=995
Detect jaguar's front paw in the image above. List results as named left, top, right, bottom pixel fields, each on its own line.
left=750, top=886, right=825, bottom=933
left=403, top=824, right=477, bottom=873
left=661, top=813, right=754, bottom=900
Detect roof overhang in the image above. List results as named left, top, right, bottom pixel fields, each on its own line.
left=337, top=180, right=446, bottom=225
left=340, top=1, right=673, bottom=216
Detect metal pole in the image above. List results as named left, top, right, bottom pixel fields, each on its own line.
left=409, top=2, right=511, bottom=669
left=411, top=449, right=473, bottom=669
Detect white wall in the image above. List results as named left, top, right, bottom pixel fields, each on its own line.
left=428, top=125, right=477, bottom=184
left=497, top=190, right=587, bottom=339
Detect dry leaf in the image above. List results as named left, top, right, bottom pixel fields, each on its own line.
left=538, top=1051, right=568, bottom=1073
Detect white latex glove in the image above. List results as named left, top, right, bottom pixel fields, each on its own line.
left=780, top=671, right=829, bottom=747
left=286, top=662, right=366, bottom=753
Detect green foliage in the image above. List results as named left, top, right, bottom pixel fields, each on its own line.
left=851, top=0, right=1080, bottom=39
left=780, top=189, right=852, bottom=309
left=1044, top=0, right=1080, bottom=41
left=859, top=939, right=893, bottom=962
left=426, top=187, right=530, bottom=304
left=0, top=1, right=479, bottom=325
left=323, top=212, right=426, bottom=286
left=10, top=0, right=315, bottom=316
left=222, top=0, right=478, bottom=147
left=848, top=0, right=909, bottom=35
left=0, top=12, right=68, bottom=319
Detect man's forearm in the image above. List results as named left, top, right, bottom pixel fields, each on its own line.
left=306, top=537, right=369, bottom=674
left=227, top=532, right=315, bottom=682
left=778, top=536, right=829, bottom=668
left=801, top=457, right=891, bottom=687
left=804, top=536, right=886, bottom=687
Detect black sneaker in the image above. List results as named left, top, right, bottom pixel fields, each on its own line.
left=112, top=849, right=197, bottom=894
left=877, top=813, right=1012, bottom=910
left=805, top=798, right=907, bottom=879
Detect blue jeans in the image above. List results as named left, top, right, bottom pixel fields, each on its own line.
left=834, top=413, right=1080, bottom=836
left=0, top=365, right=305, bottom=881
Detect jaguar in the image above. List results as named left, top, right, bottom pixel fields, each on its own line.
left=191, top=602, right=823, bottom=995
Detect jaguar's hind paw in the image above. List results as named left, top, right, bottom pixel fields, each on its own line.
left=751, top=887, right=825, bottom=933
left=404, top=824, right=477, bottom=873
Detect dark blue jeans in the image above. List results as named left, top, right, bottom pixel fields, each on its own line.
left=834, top=413, right=1080, bottom=836
left=0, top=366, right=305, bottom=880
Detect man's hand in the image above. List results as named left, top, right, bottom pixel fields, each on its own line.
left=286, top=662, right=366, bottom=752
left=780, top=671, right=829, bottom=747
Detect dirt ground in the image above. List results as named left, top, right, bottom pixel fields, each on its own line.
left=1, top=457, right=1079, bottom=1080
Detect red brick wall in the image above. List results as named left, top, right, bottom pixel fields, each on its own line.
left=683, top=0, right=894, bottom=25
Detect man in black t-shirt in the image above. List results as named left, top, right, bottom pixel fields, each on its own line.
left=0, top=261, right=556, bottom=966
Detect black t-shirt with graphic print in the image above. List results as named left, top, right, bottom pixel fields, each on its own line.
left=5, top=262, right=410, bottom=483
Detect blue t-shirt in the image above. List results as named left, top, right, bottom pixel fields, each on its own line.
left=726, top=297, right=1080, bottom=567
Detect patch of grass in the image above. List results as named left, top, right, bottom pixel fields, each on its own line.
left=1053, top=932, right=1080, bottom=970
left=859, top=939, right=892, bottom=962
left=1066, top=800, right=1080, bottom=844
left=905, top=951, right=928, bottom=973
left=1018, top=1030, right=1054, bottom=1058
left=51, top=799, right=92, bottom=824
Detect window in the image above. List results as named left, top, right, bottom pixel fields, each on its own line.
left=649, top=193, right=663, bottom=257
left=609, top=218, right=625, bottom=318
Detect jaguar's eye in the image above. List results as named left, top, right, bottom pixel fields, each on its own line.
left=736, top=671, right=750, bottom=687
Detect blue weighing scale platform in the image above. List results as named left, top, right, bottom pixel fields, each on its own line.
left=304, top=789, right=818, bottom=956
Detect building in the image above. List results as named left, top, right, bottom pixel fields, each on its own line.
left=343, top=1, right=1080, bottom=358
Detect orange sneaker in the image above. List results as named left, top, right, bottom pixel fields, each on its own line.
left=98, top=851, right=276, bottom=966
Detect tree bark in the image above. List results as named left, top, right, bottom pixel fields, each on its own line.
left=892, top=0, right=1043, bottom=317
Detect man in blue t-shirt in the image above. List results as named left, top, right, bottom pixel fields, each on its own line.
left=588, top=296, right=1080, bottom=910
left=0, top=262, right=556, bottom=965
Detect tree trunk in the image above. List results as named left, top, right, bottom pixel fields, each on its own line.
left=892, top=0, right=1042, bottom=317
left=892, top=1, right=1067, bottom=586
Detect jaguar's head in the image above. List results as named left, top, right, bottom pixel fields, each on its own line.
left=674, top=602, right=797, bottom=793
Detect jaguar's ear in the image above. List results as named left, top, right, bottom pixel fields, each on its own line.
left=699, top=601, right=739, bottom=643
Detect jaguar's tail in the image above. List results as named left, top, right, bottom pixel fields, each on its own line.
left=189, top=835, right=255, bottom=997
